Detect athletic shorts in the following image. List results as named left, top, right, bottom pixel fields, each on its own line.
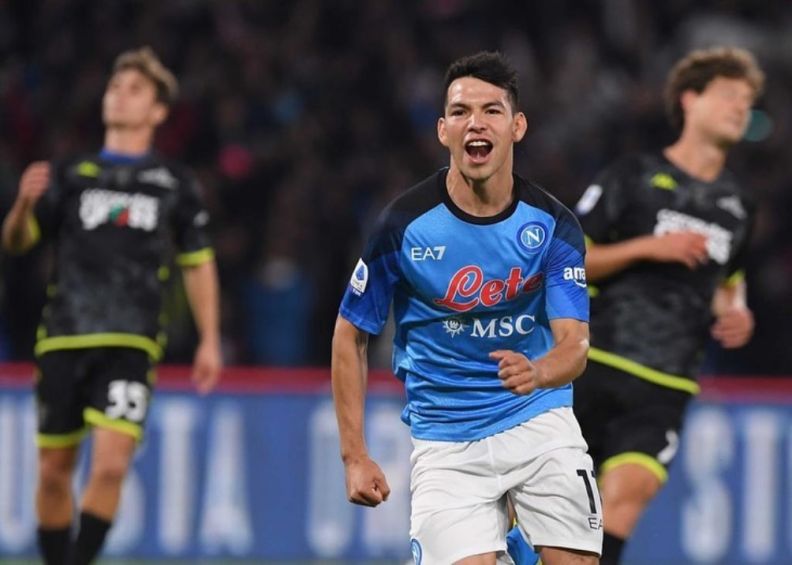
left=409, top=407, right=603, bottom=564
left=574, top=359, right=693, bottom=482
left=35, top=347, right=155, bottom=447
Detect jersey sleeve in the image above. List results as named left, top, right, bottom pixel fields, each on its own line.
left=172, top=172, right=214, bottom=267
left=722, top=199, right=756, bottom=286
left=543, top=209, right=589, bottom=321
left=338, top=208, right=403, bottom=335
left=574, top=160, right=630, bottom=244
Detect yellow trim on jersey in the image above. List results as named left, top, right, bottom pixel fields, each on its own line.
left=76, top=161, right=100, bottom=177
left=176, top=247, right=214, bottom=267
left=84, top=408, right=143, bottom=441
left=28, top=216, right=41, bottom=246
left=587, top=285, right=599, bottom=298
left=35, top=333, right=162, bottom=361
left=723, top=270, right=745, bottom=287
left=588, top=347, right=700, bottom=394
left=584, top=235, right=595, bottom=248
left=36, top=427, right=89, bottom=448
left=601, top=452, right=668, bottom=483
left=650, top=173, right=677, bottom=191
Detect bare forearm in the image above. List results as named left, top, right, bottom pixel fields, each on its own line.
left=182, top=260, right=220, bottom=344
left=2, top=201, right=37, bottom=254
left=712, top=280, right=747, bottom=316
left=586, top=237, right=655, bottom=282
left=331, top=319, right=369, bottom=462
left=535, top=336, right=589, bottom=388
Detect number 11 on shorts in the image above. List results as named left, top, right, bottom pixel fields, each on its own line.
left=576, top=469, right=603, bottom=530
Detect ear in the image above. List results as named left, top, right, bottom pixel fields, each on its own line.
left=512, top=112, right=528, bottom=143
left=679, top=89, right=699, bottom=114
left=437, top=117, right=449, bottom=147
left=150, top=102, right=169, bottom=127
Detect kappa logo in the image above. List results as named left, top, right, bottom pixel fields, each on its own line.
left=563, top=266, right=587, bottom=288
left=434, top=266, right=543, bottom=313
left=79, top=189, right=159, bottom=231
left=349, top=259, right=368, bottom=295
left=517, top=222, right=547, bottom=252
left=138, top=167, right=178, bottom=190
left=716, top=195, right=747, bottom=219
left=575, top=184, right=603, bottom=216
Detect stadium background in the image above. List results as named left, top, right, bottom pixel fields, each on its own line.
left=0, top=0, right=791, bottom=563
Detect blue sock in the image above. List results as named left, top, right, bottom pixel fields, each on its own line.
left=506, top=526, right=540, bottom=565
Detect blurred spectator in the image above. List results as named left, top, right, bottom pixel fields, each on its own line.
left=0, top=0, right=790, bottom=373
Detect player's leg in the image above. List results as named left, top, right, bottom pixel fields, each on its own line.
left=69, top=427, right=137, bottom=565
left=409, top=436, right=511, bottom=564
left=37, top=446, right=80, bottom=565
left=69, top=348, right=153, bottom=565
left=34, top=352, right=90, bottom=565
left=592, top=368, right=690, bottom=565
left=507, top=408, right=602, bottom=565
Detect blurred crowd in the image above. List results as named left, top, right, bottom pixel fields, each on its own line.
left=0, top=0, right=790, bottom=373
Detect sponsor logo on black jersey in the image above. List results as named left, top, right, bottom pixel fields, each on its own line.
left=79, top=189, right=159, bottom=231
left=654, top=209, right=733, bottom=264
left=716, top=195, right=747, bottom=219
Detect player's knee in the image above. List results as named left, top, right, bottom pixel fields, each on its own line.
left=89, top=457, right=130, bottom=486
left=38, top=456, right=74, bottom=496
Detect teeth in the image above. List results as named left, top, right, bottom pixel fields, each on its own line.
left=467, top=141, right=490, bottom=147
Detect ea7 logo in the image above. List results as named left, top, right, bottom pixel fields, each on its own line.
left=563, top=267, right=587, bottom=288
left=410, top=246, right=446, bottom=261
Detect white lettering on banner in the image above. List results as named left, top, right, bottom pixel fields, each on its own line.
left=0, top=398, right=36, bottom=551
left=199, top=404, right=252, bottom=554
left=654, top=209, right=733, bottom=265
left=742, top=412, right=780, bottom=561
left=158, top=400, right=198, bottom=554
left=308, top=401, right=353, bottom=556
left=363, top=404, right=412, bottom=553
left=682, top=408, right=734, bottom=562
left=105, top=470, right=145, bottom=553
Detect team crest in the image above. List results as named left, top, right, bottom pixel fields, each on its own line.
left=517, top=222, right=547, bottom=253
left=410, top=538, right=422, bottom=564
left=350, top=259, right=368, bottom=295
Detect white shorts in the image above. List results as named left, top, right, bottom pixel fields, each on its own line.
left=409, top=407, right=603, bottom=564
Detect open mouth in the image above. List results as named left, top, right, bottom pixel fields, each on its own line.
left=465, top=140, right=493, bottom=161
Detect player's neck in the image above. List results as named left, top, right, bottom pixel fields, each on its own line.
left=446, top=165, right=514, bottom=218
left=664, top=131, right=728, bottom=183
left=103, top=126, right=154, bottom=157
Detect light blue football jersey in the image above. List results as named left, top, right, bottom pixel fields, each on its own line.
left=340, top=169, right=588, bottom=441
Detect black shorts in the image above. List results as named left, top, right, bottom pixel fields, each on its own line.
left=573, top=360, right=693, bottom=482
left=35, top=347, right=155, bottom=447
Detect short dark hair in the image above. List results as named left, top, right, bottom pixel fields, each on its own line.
left=443, top=51, right=519, bottom=112
left=664, top=46, right=764, bottom=131
left=113, top=46, right=179, bottom=106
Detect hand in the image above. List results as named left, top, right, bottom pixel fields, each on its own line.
left=646, top=231, right=709, bottom=269
left=344, top=455, right=391, bottom=507
left=191, top=338, right=222, bottom=394
left=490, top=349, right=544, bottom=395
left=711, top=307, right=754, bottom=348
left=17, top=162, right=50, bottom=208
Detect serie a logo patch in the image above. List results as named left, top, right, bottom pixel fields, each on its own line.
left=350, top=258, right=369, bottom=295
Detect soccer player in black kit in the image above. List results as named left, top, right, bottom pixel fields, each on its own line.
left=1, top=48, right=221, bottom=565
left=571, top=47, right=764, bottom=564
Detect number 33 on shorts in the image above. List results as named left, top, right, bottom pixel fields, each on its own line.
left=105, top=380, right=149, bottom=423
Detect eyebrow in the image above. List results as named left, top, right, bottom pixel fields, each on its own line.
left=448, top=100, right=507, bottom=110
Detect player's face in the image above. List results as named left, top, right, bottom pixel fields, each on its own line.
left=684, top=77, right=755, bottom=146
left=438, top=77, right=527, bottom=182
left=103, top=69, right=167, bottom=130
